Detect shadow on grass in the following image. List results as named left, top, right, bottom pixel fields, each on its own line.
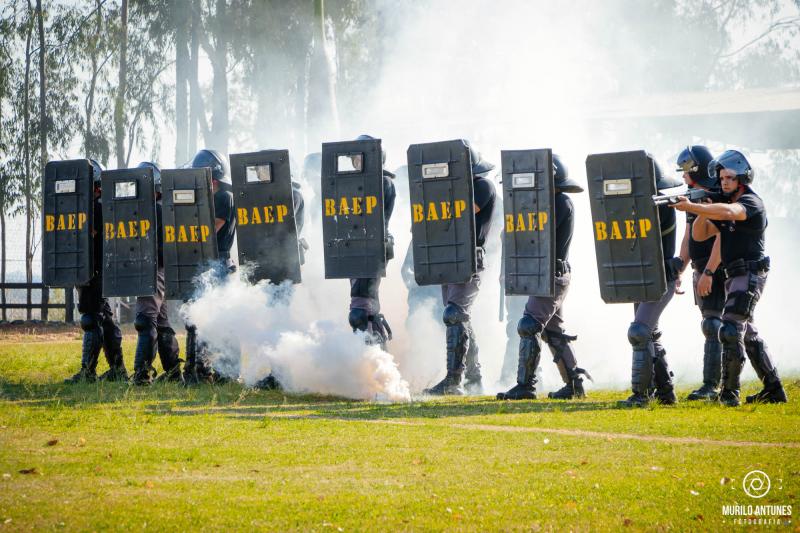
left=0, top=377, right=623, bottom=420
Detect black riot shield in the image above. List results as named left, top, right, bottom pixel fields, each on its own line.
left=100, top=168, right=158, bottom=297
left=501, top=149, right=555, bottom=296
left=586, top=150, right=666, bottom=303
left=321, top=138, right=386, bottom=279
left=406, top=139, right=476, bottom=286
left=161, top=168, right=219, bottom=300
left=42, top=160, right=95, bottom=287
left=230, top=150, right=301, bottom=284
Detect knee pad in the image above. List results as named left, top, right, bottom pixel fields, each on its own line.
left=80, top=314, right=98, bottom=331
left=517, top=315, right=543, bottom=339
left=627, top=321, right=651, bottom=348
left=134, top=314, right=153, bottom=333
left=348, top=308, right=369, bottom=332
left=719, top=321, right=741, bottom=346
left=442, top=303, right=469, bottom=326
left=701, top=317, right=722, bottom=339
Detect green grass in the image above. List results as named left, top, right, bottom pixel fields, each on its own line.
left=1, top=334, right=798, bottom=531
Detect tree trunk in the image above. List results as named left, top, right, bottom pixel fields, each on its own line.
left=0, top=97, right=5, bottom=321
left=209, top=0, right=229, bottom=153
left=37, top=0, right=46, bottom=171
left=174, top=0, right=190, bottom=166
left=114, top=0, right=128, bottom=169
left=23, top=5, right=33, bottom=318
left=85, top=0, right=102, bottom=157
left=188, top=0, right=200, bottom=155
left=307, top=0, right=339, bottom=148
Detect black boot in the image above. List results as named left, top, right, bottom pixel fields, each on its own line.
left=65, top=314, right=102, bottom=383
left=463, top=324, right=483, bottom=395
left=652, top=343, right=677, bottom=405
left=155, top=327, right=183, bottom=384
left=497, top=316, right=541, bottom=400
left=744, top=336, right=787, bottom=404
left=619, top=322, right=654, bottom=408
left=718, top=321, right=745, bottom=407
left=98, top=313, right=127, bottom=381
left=132, top=315, right=157, bottom=386
left=544, top=330, right=589, bottom=400
left=424, top=308, right=468, bottom=396
left=183, top=325, right=200, bottom=385
left=688, top=317, right=721, bottom=401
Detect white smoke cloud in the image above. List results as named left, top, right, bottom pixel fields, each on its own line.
left=181, top=272, right=410, bottom=402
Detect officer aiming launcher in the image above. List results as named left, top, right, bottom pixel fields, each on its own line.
left=652, top=186, right=716, bottom=206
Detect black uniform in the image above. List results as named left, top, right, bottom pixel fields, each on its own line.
left=132, top=200, right=182, bottom=384
left=621, top=203, right=681, bottom=406
left=711, top=187, right=784, bottom=405
left=425, top=172, right=496, bottom=396
left=68, top=196, right=125, bottom=382
left=348, top=173, right=396, bottom=348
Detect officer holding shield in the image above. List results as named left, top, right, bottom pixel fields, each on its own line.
left=64, top=160, right=127, bottom=383
left=619, top=158, right=687, bottom=407
left=497, top=154, right=590, bottom=400
left=672, top=149, right=787, bottom=406
left=347, top=135, right=396, bottom=348
left=131, top=162, right=182, bottom=385
left=183, top=148, right=237, bottom=384
left=674, top=146, right=726, bottom=401
left=424, top=143, right=496, bottom=396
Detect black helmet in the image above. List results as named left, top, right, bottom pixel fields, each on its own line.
left=708, top=149, right=753, bottom=185
left=190, top=149, right=230, bottom=185
left=137, top=161, right=161, bottom=193
left=675, top=145, right=716, bottom=189
left=464, top=140, right=494, bottom=177
left=89, top=159, right=103, bottom=185
left=649, top=154, right=682, bottom=190
left=552, top=153, right=583, bottom=193
left=355, top=134, right=386, bottom=165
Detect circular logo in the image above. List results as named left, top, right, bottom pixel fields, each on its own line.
left=743, top=470, right=771, bottom=499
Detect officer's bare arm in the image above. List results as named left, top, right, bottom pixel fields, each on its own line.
left=215, top=218, right=225, bottom=231
left=679, top=223, right=690, bottom=269
left=691, top=215, right=718, bottom=242
left=677, top=200, right=746, bottom=221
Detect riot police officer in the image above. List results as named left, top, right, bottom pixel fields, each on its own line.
left=183, top=148, right=237, bottom=384
left=131, top=162, right=183, bottom=386
left=424, top=142, right=495, bottom=396
left=497, top=154, right=591, bottom=400
left=347, top=135, right=395, bottom=349
left=64, top=159, right=127, bottom=383
left=672, top=149, right=787, bottom=406
left=674, top=146, right=726, bottom=401
left=619, top=158, right=687, bottom=407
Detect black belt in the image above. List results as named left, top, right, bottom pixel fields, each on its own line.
left=556, top=259, right=570, bottom=276
left=724, top=256, right=770, bottom=278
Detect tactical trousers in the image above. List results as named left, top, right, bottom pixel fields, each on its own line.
left=523, top=272, right=580, bottom=384
left=76, top=275, right=123, bottom=365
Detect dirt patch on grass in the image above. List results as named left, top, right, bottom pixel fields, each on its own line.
left=369, top=419, right=800, bottom=449
left=0, top=322, right=136, bottom=342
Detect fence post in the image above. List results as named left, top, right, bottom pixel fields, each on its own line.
left=65, top=288, right=74, bottom=323
left=42, top=285, right=49, bottom=321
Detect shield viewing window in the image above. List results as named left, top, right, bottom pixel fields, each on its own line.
left=114, top=181, right=138, bottom=199
left=422, top=162, right=449, bottom=179
left=55, top=180, right=76, bottom=194
left=603, top=179, right=632, bottom=196
left=172, top=190, right=196, bottom=204
left=246, top=164, right=272, bottom=183
left=336, top=153, right=363, bottom=174
left=511, top=173, right=535, bottom=188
